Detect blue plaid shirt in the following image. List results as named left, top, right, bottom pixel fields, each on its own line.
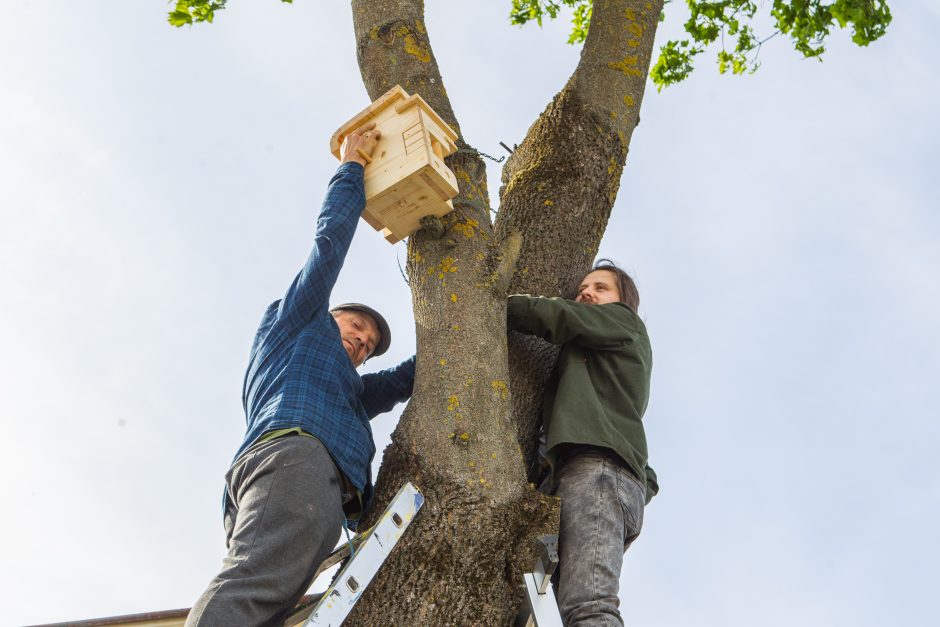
left=234, top=162, right=415, bottom=519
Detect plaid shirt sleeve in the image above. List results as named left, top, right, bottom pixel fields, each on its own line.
left=278, top=162, right=365, bottom=329
left=361, top=355, right=416, bottom=418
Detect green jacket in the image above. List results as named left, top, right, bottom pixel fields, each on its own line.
left=507, top=295, right=658, bottom=503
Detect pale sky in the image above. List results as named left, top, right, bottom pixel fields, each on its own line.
left=2, top=1, right=938, bottom=626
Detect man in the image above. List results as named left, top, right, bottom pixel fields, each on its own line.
left=507, top=260, right=658, bottom=626
left=187, top=123, right=416, bottom=626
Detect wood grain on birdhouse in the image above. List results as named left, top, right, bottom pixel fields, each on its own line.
left=331, top=86, right=460, bottom=244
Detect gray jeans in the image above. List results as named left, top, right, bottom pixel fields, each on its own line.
left=551, top=451, right=646, bottom=626
left=186, top=434, right=345, bottom=627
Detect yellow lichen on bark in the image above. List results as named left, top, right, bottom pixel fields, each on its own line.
left=395, top=26, right=431, bottom=63
left=437, top=257, right=457, bottom=279
left=501, top=157, right=544, bottom=198
left=609, top=55, right=642, bottom=77
left=452, top=218, right=479, bottom=239
left=454, top=169, right=484, bottom=201
left=404, top=34, right=431, bottom=62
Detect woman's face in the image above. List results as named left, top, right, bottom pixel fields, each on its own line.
left=575, top=270, right=621, bottom=305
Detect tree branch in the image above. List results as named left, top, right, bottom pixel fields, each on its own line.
left=496, top=0, right=665, bottom=293
left=350, top=0, right=491, bottom=229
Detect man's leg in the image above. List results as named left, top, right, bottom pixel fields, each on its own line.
left=555, top=452, right=645, bottom=627
left=186, top=435, right=345, bottom=627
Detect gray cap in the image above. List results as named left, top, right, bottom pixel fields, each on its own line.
left=330, top=303, right=391, bottom=357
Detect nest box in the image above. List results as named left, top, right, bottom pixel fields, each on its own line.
left=330, top=86, right=460, bottom=244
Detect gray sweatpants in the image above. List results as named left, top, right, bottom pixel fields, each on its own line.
left=552, top=451, right=646, bottom=626
left=186, top=434, right=346, bottom=627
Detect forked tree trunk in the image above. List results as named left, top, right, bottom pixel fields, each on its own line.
left=344, top=1, right=663, bottom=624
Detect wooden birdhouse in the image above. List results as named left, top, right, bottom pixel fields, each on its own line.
left=330, top=85, right=460, bottom=244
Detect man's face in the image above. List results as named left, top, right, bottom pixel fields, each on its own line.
left=576, top=270, right=621, bottom=305
left=332, top=310, right=381, bottom=367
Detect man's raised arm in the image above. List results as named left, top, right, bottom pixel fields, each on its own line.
left=277, top=124, right=380, bottom=329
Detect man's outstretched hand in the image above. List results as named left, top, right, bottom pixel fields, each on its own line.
left=341, top=121, right=382, bottom=168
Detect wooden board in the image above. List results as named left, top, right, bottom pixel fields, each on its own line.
left=331, top=86, right=460, bottom=243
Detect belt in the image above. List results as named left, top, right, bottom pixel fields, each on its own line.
left=264, top=430, right=358, bottom=505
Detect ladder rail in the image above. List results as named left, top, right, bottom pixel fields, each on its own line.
left=303, top=482, right=424, bottom=626
left=517, top=535, right=563, bottom=627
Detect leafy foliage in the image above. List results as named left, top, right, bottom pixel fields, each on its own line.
left=167, top=0, right=292, bottom=27
left=509, top=1, right=892, bottom=90
left=167, top=0, right=891, bottom=92
left=509, top=0, right=593, bottom=44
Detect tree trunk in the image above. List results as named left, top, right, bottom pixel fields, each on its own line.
left=344, top=1, right=663, bottom=624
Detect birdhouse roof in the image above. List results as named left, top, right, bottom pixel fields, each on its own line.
left=330, top=85, right=458, bottom=159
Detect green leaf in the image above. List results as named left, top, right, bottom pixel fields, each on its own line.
left=650, top=39, right=703, bottom=91
left=168, top=1, right=192, bottom=28
left=567, top=3, right=591, bottom=44
left=653, top=0, right=891, bottom=87
left=509, top=0, right=593, bottom=44
left=166, top=0, right=231, bottom=27
left=168, top=12, right=192, bottom=27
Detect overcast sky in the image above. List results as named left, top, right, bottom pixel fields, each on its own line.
left=2, top=1, right=938, bottom=625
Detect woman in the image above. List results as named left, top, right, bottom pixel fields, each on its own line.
left=507, top=259, right=658, bottom=626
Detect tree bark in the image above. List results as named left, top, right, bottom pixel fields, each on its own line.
left=344, top=1, right=663, bottom=624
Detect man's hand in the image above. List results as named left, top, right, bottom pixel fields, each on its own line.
left=340, top=121, right=382, bottom=168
